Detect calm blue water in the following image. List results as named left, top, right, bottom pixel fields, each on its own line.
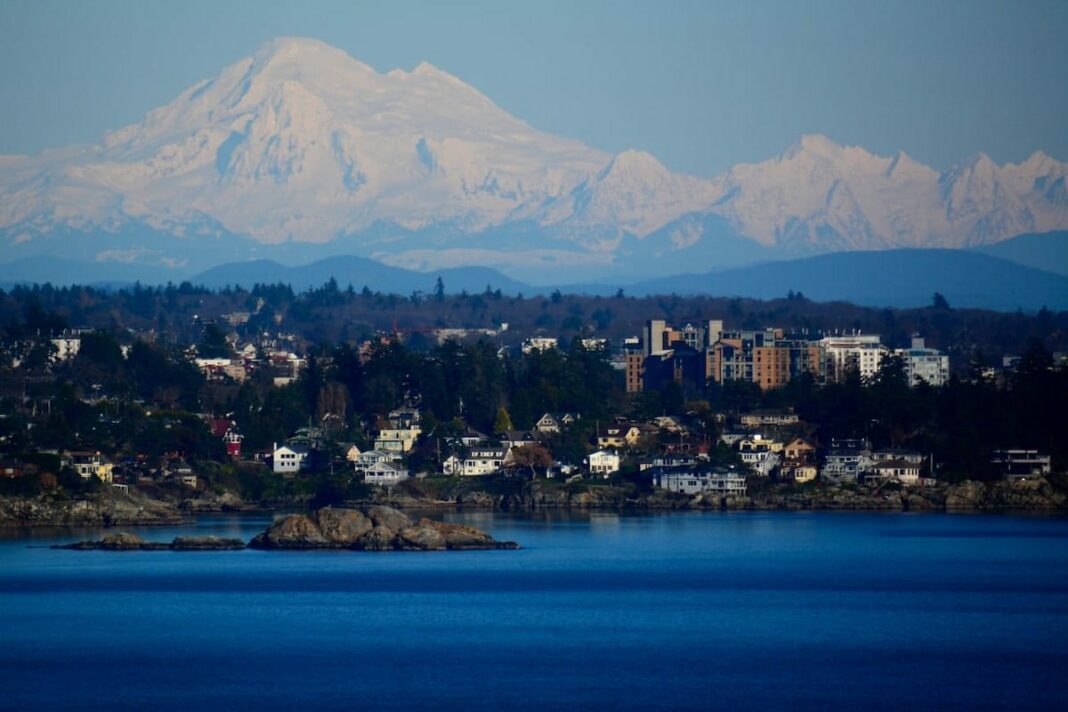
left=2, top=511, right=1067, bottom=710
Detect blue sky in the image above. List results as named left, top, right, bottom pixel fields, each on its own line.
left=0, top=0, right=1065, bottom=175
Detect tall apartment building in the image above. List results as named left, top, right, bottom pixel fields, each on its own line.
left=821, top=334, right=887, bottom=383
left=629, top=320, right=823, bottom=393
left=628, top=320, right=723, bottom=393
left=709, top=328, right=824, bottom=390
left=896, top=336, right=950, bottom=387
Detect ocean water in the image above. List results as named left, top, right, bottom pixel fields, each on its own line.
left=1, top=511, right=1067, bottom=710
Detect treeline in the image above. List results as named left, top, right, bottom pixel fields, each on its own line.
left=2, top=280, right=1066, bottom=362
left=2, top=315, right=1066, bottom=483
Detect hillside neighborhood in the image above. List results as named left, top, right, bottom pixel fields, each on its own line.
left=1, top=286, right=1063, bottom=512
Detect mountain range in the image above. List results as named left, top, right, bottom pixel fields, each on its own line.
left=1, top=37, right=1066, bottom=297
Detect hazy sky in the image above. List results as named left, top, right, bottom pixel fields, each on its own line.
left=1, top=0, right=1065, bottom=175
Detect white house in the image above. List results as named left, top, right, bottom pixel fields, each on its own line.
left=586, top=450, right=620, bottom=477
left=272, top=443, right=309, bottom=475
left=651, top=467, right=747, bottom=496
left=355, top=449, right=395, bottom=471
left=362, top=461, right=409, bottom=486
left=448, top=447, right=510, bottom=476
left=534, top=412, right=579, bottom=435
left=739, top=448, right=780, bottom=477
left=870, top=459, right=921, bottom=485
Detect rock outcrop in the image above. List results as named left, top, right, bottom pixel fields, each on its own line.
left=247, top=506, right=518, bottom=551
left=54, top=533, right=245, bottom=550
left=0, top=491, right=183, bottom=528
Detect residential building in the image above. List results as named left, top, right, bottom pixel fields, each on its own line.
left=870, top=459, right=921, bottom=485
left=586, top=450, right=621, bottom=477
left=820, top=439, right=873, bottom=483
left=650, top=465, right=747, bottom=496
left=375, top=426, right=421, bottom=455
left=991, top=449, right=1052, bottom=480
left=597, top=423, right=642, bottom=450
left=739, top=447, right=780, bottom=477
left=534, top=412, right=579, bottom=435
left=223, top=427, right=243, bottom=458
left=821, top=334, right=887, bottom=383
left=500, top=430, right=540, bottom=449
left=355, top=449, right=394, bottom=470
left=784, top=437, right=817, bottom=463
left=896, top=336, right=950, bottom=387
left=642, top=343, right=709, bottom=397
left=522, top=337, right=558, bottom=354
left=362, top=461, right=410, bottom=486
left=66, top=451, right=115, bottom=483
left=628, top=319, right=724, bottom=394
left=710, top=328, right=825, bottom=390
left=780, top=463, right=818, bottom=483
left=740, top=409, right=800, bottom=428
left=445, top=447, right=510, bottom=476
left=50, top=336, right=82, bottom=362
left=272, top=443, right=309, bottom=475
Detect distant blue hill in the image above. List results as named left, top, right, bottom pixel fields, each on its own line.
left=3, top=248, right=1066, bottom=312
left=972, top=231, right=1068, bottom=277
left=622, top=249, right=1068, bottom=311
left=0, top=254, right=529, bottom=296
left=190, top=255, right=529, bottom=295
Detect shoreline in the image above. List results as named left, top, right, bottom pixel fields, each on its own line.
left=2, top=476, right=1065, bottom=529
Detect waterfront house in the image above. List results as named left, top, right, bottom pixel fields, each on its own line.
left=271, top=443, right=309, bottom=475
left=870, top=459, right=921, bottom=485
left=650, top=465, right=747, bottom=496
left=362, top=461, right=410, bottom=486
left=443, top=447, right=510, bottom=477
left=355, top=449, right=395, bottom=471
left=66, top=451, right=115, bottom=483
left=990, top=449, right=1052, bottom=480
left=585, top=450, right=621, bottom=477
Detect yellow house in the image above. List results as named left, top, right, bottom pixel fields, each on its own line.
left=597, top=424, right=642, bottom=450
left=68, top=451, right=114, bottom=483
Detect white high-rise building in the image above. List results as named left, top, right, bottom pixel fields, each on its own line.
left=896, top=336, right=950, bottom=387
left=821, top=334, right=887, bottom=382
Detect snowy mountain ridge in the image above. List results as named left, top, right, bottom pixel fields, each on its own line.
left=1, top=37, right=1066, bottom=281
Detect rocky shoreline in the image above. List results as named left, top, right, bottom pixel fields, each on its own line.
left=370, top=476, right=1068, bottom=514
left=0, top=489, right=184, bottom=528
left=4, top=477, right=1065, bottom=530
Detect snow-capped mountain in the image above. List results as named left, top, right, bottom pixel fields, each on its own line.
left=1, top=37, right=1066, bottom=283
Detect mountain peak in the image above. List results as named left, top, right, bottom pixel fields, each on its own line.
left=599, top=149, right=668, bottom=178
left=246, top=36, right=377, bottom=82
left=799, top=133, right=841, bottom=151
